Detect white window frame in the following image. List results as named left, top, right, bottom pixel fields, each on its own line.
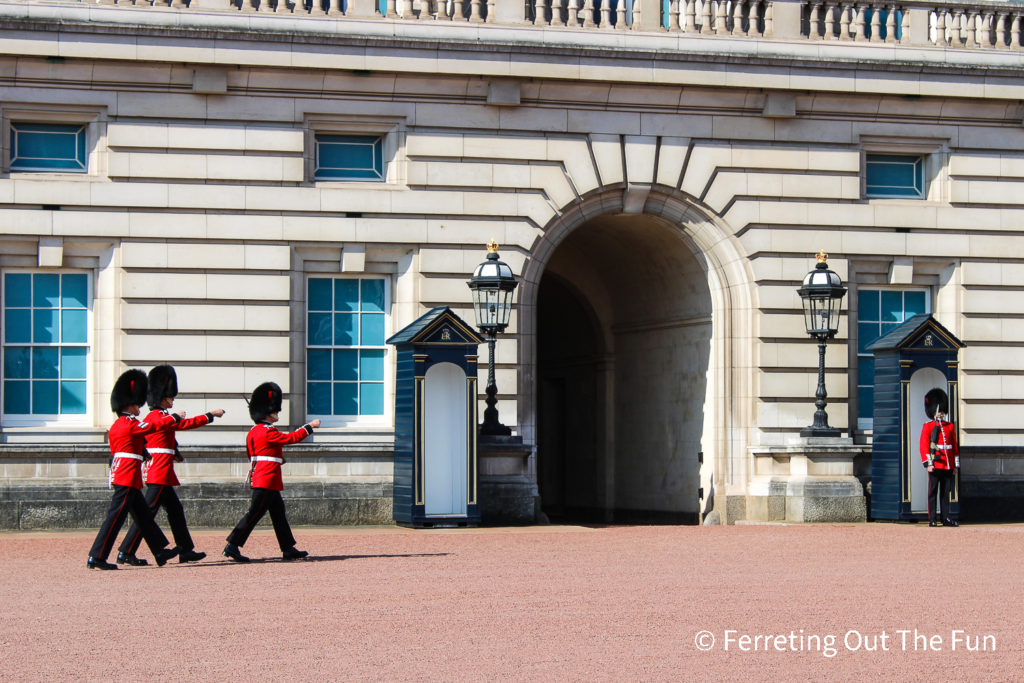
left=3, top=105, right=107, bottom=178
left=860, top=136, right=949, bottom=203
left=304, top=114, right=405, bottom=187
left=854, top=285, right=930, bottom=432
left=1, top=269, right=93, bottom=428
left=304, top=273, right=392, bottom=429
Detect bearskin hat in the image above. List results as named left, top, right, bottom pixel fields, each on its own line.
left=110, top=369, right=148, bottom=413
left=147, top=365, right=178, bottom=409
left=249, top=381, right=283, bottom=423
left=924, top=387, right=949, bottom=420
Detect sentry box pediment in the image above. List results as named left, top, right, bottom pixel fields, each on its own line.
left=387, top=307, right=484, bottom=528
left=868, top=314, right=965, bottom=521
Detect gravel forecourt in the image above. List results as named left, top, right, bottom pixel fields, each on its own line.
left=0, top=523, right=1021, bottom=680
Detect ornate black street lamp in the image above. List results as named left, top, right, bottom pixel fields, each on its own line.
left=467, top=240, right=518, bottom=437
left=798, top=250, right=847, bottom=438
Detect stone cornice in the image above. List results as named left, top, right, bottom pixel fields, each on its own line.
left=2, top=2, right=1024, bottom=99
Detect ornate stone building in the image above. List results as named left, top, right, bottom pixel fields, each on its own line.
left=0, top=0, right=1021, bottom=527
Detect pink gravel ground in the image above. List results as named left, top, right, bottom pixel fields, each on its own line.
left=0, top=523, right=1021, bottom=680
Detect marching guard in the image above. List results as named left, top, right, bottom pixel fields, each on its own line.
left=920, top=387, right=960, bottom=527
left=87, top=369, right=182, bottom=570
left=223, top=382, right=320, bottom=563
left=116, top=365, right=226, bottom=566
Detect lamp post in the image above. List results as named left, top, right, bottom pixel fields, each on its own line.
left=798, top=250, right=847, bottom=438
left=467, top=240, right=519, bottom=437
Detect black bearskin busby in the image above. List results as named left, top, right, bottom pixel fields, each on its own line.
left=924, top=388, right=949, bottom=420
left=147, top=364, right=178, bottom=410
left=110, top=369, right=148, bottom=413
left=249, top=382, right=283, bottom=423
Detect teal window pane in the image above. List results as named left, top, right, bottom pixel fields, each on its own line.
left=361, top=279, right=385, bottom=312
left=10, top=123, right=87, bottom=172
left=33, top=273, right=60, bottom=307
left=307, top=382, right=332, bottom=415
left=360, top=349, right=384, bottom=382
left=307, top=349, right=332, bottom=380
left=334, top=349, right=358, bottom=382
left=4, top=273, right=31, bottom=307
left=858, top=357, right=875, bottom=386
left=865, top=154, right=924, bottom=198
left=61, top=274, right=88, bottom=308
left=333, top=382, right=358, bottom=415
left=880, top=290, right=903, bottom=323
left=308, top=312, right=333, bottom=346
left=33, top=309, right=58, bottom=343
left=858, top=289, right=880, bottom=322
left=858, top=386, right=875, bottom=420
left=4, top=380, right=30, bottom=414
left=4, top=347, right=31, bottom=379
left=5, top=310, right=31, bottom=343
left=360, top=382, right=384, bottom=416
left=314, top=134, right=384, bottom=181
left=60, top=347, right=87, bottom=380
left=904, top=291, right=926, bottom=317
left=858, top=322, right=880, bottom=353
left=32, top=380, right=58, bottom=414
left=881, top=322, right=899, bottom=337
left=308, top=278, right=332, bottom=312
left=334, top=280, right=359, bottom=312
left=361, top=313, right=384, bottom=345
left=60, top=381, right=87, bottom=414
left=61, top=309, right=87, bottom=343
left=32, top=347, right=58, bottom=379
left=334, top=313, right=357, bottom=345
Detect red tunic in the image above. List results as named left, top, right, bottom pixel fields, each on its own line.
left=246, top=422, right=314, bottom=491
left=919, top=419, right=959, bottom=470
left=108, top=412, right=180, bottom=489
left=143, top=409, right=214, bottom=487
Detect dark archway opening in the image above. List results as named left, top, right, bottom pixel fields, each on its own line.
left=535, top=214, right=712, bottom=524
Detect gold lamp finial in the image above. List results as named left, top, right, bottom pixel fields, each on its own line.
left=816, top=250, right=828, bottom=264
left=487, top=240, right=500, bottom=254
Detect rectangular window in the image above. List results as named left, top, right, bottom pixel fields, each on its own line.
left=314, top=134, right=384, bottom=181
left=856, top=288, right=928, bottom=426
left=2, top=272, right=90, bottom=421
left=865, top=154, right=924, bottom=199
left=306, top=276, right=388, bottom=422
left=9, top=123, right=87, bottom=173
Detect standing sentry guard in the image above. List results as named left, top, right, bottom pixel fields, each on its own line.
left=920, top=387, right=960, bottom=528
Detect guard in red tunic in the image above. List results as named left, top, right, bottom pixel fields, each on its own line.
left=919, top=387, right=960, bottom=527
left=116, top=365, right=226, bottom=566
left=223, top=382, right=320, bottom=562
left=87, top=369, right=182, bottom=570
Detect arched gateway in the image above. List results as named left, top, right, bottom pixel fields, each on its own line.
left=517, top=188, right=754, bottom=524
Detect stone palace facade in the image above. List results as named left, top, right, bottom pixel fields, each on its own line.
left=1, top=0, right=1022, bottom=527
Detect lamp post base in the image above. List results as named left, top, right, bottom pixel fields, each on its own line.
left=800, top=426, right=842, bottom=438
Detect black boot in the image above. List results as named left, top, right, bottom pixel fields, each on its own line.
left=154, top=546, right=180, bottom=567
left=942, top=518, right=959, bottom=527
left=87, top=557, right=118, bottom=570
left=178, top=549, right=207, bottom=563
left=223, top=543, right=250, bottom=563
left=282, top=546, right=309, bottom=561
left=928, top=520, right=938, bottom=527
left=117, top=552, right=149, bottom=566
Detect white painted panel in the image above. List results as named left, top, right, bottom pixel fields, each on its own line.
left=424, top=362, right=468, bottom=517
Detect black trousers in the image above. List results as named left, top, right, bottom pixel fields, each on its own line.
left=227, top=488, right=296, bottom=552
left=119, top=484, right=194, bottom=556
left=927, top=468, right=955, bottom=521
left=89, top=485, right=170, bottom=561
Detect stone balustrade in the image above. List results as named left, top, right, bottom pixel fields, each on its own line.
left=15, top=1, right=1024, bottom=53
